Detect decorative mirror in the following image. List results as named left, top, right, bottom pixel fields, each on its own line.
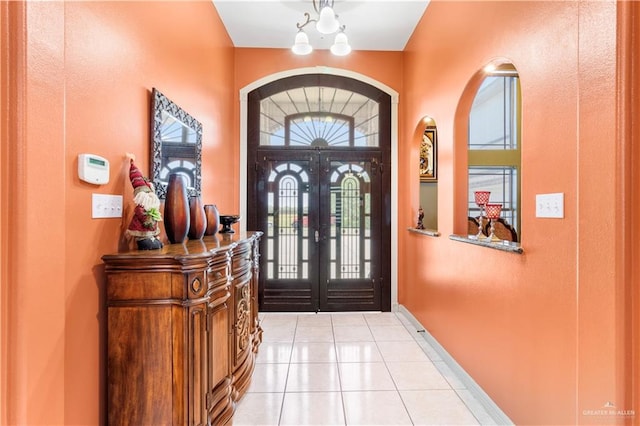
left=150, top=88, right=202, bottom=199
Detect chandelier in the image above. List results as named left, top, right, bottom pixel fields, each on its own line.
left=292, top=0, right=352, bottom=56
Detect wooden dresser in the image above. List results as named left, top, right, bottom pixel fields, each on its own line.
left=102, top=231, right=263, bottom=426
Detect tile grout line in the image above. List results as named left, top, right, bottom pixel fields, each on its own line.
left=276, top=314, right=297, bottom=426
left=366, top=313, right=416, bottom=425
left=330, top=314, right=349, bottom=426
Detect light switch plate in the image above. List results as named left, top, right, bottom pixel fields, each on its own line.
left=536, top=193, right=564, bottom=218
left=92, top=194, right=123, bottom=218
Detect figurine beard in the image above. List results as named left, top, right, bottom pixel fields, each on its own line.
left=134, top=188, right=160, bottom=211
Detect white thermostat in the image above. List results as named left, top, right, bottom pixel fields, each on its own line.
left=78, top=153, right=110, bottom=185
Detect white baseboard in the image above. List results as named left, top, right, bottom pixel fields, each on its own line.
left=398, top=305, right=514, bottom=426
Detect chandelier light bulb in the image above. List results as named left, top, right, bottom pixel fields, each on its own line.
left=293, top=1, right=351, bottom=55
left=330, top=31, right=351, bottom=56
left=292, top=30, right=313, bottom=55
left=316, top=6, right=339, bottom=34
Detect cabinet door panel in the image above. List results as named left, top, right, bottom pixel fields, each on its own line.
left=189, top=305, right=207, bottom=426
left=208, top=305, right=230, bottom=390
left=108, top=306, right=173, bottom=426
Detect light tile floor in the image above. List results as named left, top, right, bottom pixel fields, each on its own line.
left=234, top=311, right=499, bottom=426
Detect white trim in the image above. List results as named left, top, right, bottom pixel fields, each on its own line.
left=239, top=66, right=399, bottom=310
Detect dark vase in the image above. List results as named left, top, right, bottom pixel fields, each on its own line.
left=204, top=204, right=220, bottom=236
left=188, top=196, right=207, bottom=240
left=164, top=174, right=190, bottom=244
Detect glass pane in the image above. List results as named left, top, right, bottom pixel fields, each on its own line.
left=289, top=116, right=350, bottom=147
left=259, top=86, right=379, bottom=147
left=265, top=161, right=311, bottom=280
left=329, top=160, right=371, bottom=280
left=468, top=166, right=518, bottom=231
left=469, top=76, right=519, bottom=150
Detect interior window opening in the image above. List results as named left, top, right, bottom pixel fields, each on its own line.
left=467, top=63, right=521, bottom=243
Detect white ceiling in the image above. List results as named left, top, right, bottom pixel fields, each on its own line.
left=212, top=0, right=430, bottom=52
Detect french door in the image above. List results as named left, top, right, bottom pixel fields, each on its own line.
left=254, top=149, right=386, bottom=312
left=246, top=73, right=392, bottom=312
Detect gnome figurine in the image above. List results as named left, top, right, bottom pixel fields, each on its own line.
left=126, top=159, right=164, bottom=250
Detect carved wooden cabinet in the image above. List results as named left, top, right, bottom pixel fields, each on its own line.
left=102, top=232, right=262, bottom=426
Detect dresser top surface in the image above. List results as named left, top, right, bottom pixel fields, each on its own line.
left=102, top=231, right=262, bottom=265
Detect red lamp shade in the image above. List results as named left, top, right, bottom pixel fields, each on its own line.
left=485, top=203, right=503, bottom=219
left=474, top=191, right=491, bottom=206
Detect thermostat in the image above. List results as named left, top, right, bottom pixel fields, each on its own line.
left=78, top=153, right=110, bottom=185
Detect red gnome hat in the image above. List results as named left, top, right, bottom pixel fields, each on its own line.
left=129, top=159, right=151, bottom=192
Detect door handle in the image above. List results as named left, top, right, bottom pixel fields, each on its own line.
left=315, top=230, right=319, bottom=243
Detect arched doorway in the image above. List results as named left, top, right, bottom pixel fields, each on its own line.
left=246, top=73, right=392, bottom=312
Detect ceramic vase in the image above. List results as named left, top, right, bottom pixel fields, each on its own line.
left=204, top=204, right=220, bottom=236
left=164, top=174, right=190, bottom=244
left=188, top=196, right=207, bottom=240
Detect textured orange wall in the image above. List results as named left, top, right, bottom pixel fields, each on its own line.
left=633, top=1, right=640, bottom=416
left=234, top=49, right=403, bottom=96
left=400, top=1, right=635, bottom=425
left=634, top=2, right=640, bottom=419
left=2, top=1, right=234, bottom=424
left=627, top=1, right=640, bottom=419
left=2, top=2, right=66, bottom=423
left=2, top=1, right=637, bottom=425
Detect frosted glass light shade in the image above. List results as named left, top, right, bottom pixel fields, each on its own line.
left=316, top=6, right=339, bottom=34
left=292, top=31, right=312, bottom=55
left=330, top=31, right=351, bottom=56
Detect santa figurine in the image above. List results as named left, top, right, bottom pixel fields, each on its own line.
left=126, top=158, right=163, bottom=250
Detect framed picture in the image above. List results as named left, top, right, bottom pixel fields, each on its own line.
left=419, top=126, right=437, bottom=181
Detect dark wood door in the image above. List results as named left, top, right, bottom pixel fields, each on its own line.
left=246, top=73, right=392, bottom=312
left=255, top=149, right=385, bottom=312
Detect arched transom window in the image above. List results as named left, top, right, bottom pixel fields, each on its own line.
left=259, top=86, right=380, bottom=147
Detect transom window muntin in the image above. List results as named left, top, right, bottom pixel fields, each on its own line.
left=260, top=86, right=379, bottom=147
left=286, top=112, right=354, bottom=147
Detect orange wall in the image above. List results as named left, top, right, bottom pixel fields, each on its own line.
left=400, top=1, right=636, bottom=425
left=234, top=48, right=403, bottom=95
left=2, top=1, right=637, bottom=425
left=633, top=2, right=640, bottom=419
left=2, top=1, right=235, bottom=424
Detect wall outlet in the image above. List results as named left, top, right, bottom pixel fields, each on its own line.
left=92, top=194, right=123, bottom=218
left=536, top=193, right=564, bottom=218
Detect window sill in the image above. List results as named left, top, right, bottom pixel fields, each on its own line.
left=407, top=227, right=440, bottom=237
left=449, top=234, right=524, bottom=254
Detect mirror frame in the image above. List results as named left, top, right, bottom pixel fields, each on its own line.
left=150, top=87, right=203, bottom=199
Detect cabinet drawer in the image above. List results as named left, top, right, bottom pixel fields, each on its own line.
left=107, top=272, right=172, bottom=301
left=231, top=244, right=251, bottom=273
left=207, top=263, right=229, bottom=290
